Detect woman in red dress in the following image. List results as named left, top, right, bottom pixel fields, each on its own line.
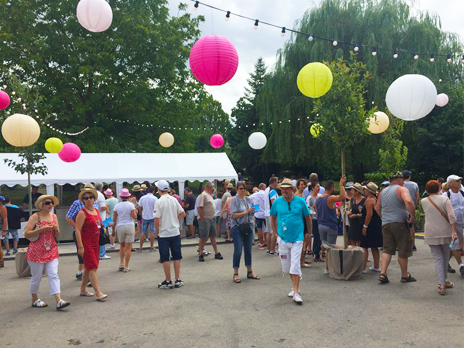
left=24, top=195, right=70, bottom=309
left=75, top=187, right=107, bottom=300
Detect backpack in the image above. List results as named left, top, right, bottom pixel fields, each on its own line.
left=447, top=190, right=464, bottom=199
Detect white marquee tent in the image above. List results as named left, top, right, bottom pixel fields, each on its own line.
left=0, top=153, right=238, bottom=198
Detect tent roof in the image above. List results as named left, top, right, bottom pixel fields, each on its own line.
left=0, top=153, right=238, bottom=187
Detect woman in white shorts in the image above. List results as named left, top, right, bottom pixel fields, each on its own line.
left=113, top=189, right=137, bottom=272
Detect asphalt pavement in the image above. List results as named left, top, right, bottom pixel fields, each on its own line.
left=0, top=237, right=463, bottom=348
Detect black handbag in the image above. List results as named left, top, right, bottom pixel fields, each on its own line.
left=99, top=227, right=110, bottom=246
left=234, top=197, right=252, bottom=237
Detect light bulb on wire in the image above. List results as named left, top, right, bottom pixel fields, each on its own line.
left=281, top=27, right=286, bottom=37
left=308, top=35, right=313, bottom=41
left=447, top=54, right=452, bottom=63
left=225, top=11, right=230, bottom=21
left=332, top=40, right=338, bottom=46
left=430, top=54, right=435, bottom=62
left=193, top=1, right=199, bottom=11
left=354, top=45, right=359, bottom=52
left=393, top=51, right=398, bottom=59
left=254, top=19, right=259, bottom=30
left=414, top=53, right=419, bottom=60
left=462, top=55, right=464, bottom=63
left=372, top=48, right=377, bottom=56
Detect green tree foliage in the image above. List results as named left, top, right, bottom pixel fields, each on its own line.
left=247, top=0, right=464, bottom=182
left=227, top=58, right=267, bottom=177
left=378, top=118, right=408, bottom=173
left=0, top=0, right=229, bottom=152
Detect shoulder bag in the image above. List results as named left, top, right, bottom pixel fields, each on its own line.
left=27, top=213, right=40, bottom=242
left=234, top=197, right=252, bottom=237
left=99, top=226, right=110, bottom=246
left=427, top=196, right=450, bottom=223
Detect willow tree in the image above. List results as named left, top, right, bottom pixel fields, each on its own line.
left=254, top=0, right=464, bottom=180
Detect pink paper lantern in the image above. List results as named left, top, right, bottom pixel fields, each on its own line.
left=436, top=93, right=449, bottom=107
left=58, top=142, right=81, bottom=163
left=0, top=91, right=11, bottom=110
left=189, top=35, right=239, bottom=86
left=210, top=134, right=224, bottom=148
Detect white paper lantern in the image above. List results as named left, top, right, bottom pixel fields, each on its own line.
left=77, top=0, right=113, bottom=33
left=386, top=74, right=437, bottom=121
left=1, top=114, right=41, bottom=147
left=436, top=93, right=449, bottom=107
left=368, top=111, right=390, bottom=134
left=248, top=132, right=267, bottom=150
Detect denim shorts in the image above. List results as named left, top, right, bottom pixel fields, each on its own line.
left=215, top=216, right=222, bottom=224
left=142, top=219, right=155, bottom=234
left=255, top=218, right=265, bottom=229
left=5, top=229, right=19, bottom=241
left=158, top=235, right=182, bottom=263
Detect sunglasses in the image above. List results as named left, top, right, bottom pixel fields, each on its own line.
left=44, top=201, right=54, bottom=206
left=82, top=196, right=95, bottom=201
left=346, top=188, right=353, bottom=191
left=238, top=187, right=246, bottom=190
left=287, top=201, right=292, bottom=211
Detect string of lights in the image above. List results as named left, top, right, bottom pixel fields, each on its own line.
left=0, top=84, right=90, bottom=136
left=189, top=0, right=464, bottom=63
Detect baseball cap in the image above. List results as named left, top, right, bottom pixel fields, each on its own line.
left=155, top=180, right=170, bottom=192
left=402, top=170, right=411, bottom=177
left=0, top=195, right=5, bottom=201
left=447, top=174, right=463, bottom=184
left=381, top=181, right=390, bottom=187
left=390, top=171, right=404, bottom=180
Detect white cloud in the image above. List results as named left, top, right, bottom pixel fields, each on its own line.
left=167, top=0, right=464, bottom=114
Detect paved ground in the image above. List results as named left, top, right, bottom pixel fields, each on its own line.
left=0, top=237, right=463, bottom=348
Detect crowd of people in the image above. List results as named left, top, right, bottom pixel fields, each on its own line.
left=0, top=169, right=463, bottom=308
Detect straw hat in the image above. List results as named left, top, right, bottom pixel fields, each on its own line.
left=81, top=183, right=95, bottom=190
left=352, top=183, right=365, bottom=194
left=363, top=182, right=379, bottom=195
left=278, top=178, right=294, bottom=189
left=227, top=183, right=234, bottom=189
left=78, top=188, right=98, bottom=202
left=132, top=184, right=142, bottom=192
left=140, top=184, right=148, bottom=190
left=35, top=195, right=59, bottom=210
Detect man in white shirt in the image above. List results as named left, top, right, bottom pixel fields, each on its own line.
left=250, top=183, right=266, bottom=249
left=96, top=183, right=111, bottom=260
left=154, top=180, right=186, bottom=289
left=263, top=177, right=279, bottom=255
left=443, top=175, right=464, bottom=276
left=138, top=186, right=159, bottom=252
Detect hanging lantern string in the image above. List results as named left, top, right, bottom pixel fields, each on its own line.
left=0, top=84, right=90, bottom=136
left=188, top=0, right=464, bottom=61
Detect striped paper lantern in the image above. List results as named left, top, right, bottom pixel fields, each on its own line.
left=189, top=35, right=239, bottom=86
left=77, top=0, right=113, bottom=33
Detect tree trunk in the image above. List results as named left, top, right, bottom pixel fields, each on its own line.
left=341, top=149, right=348, bottom=249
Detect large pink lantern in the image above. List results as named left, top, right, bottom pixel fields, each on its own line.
left=0, top=91, right=10, bottom=110
left=189, top=35, right=239, bottom=86
left=58, top=143, right=81, bottom=163
left=210, top=134, right=224, bottom=148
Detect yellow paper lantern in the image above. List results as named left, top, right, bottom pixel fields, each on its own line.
left=159, top=132, right=174, bottom=148
left=310, top=123, right=323, bottom=138
left=1, top=113, right=40, bottom=147
left=45, top=137, right=64, bottom=153
left=297, top=62, right=333, bottom=98
left=368, top=111, right=390, bottom=134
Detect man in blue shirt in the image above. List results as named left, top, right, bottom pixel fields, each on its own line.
left=271, top=178, right=311, bottom=304
left=66, top=183, right=99, bottom=280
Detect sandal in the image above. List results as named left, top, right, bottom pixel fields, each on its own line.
left=56, top=299, right=70, bottom=310
left=124, top=267, right=130, bottom=272
left=301, top=263, right=312, bottom=268
left=80, top=291, right=95, bottom=297
left=313, top=257, right=324, bottom=262
left=96, top=294, right=108, bottom=301
left=119, top=264, right=124, bottom=271
left=233, top=274, right=241, bottom=283
left=304, top=260, right=311, bottom=265
left=445, top=281, right=454, bottom=288
left=32, top=299, right=48, bottom=308
left=400, top=273, right=417, bottom=283
left=438, top=285, right=445, bottom=295
left=378, top=274, right=390, bottom=284
left=247, top=271, right=260, bottom=280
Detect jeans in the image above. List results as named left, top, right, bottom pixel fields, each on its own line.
left=231, top=225, right=254, bottom=269
left=312, top=219, right=321, bottom=258
left=99, top=245, right=106, bottom=258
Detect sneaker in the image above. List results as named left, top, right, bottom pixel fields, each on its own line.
left=158, top=280, right=174, bottom=289
left=149, top=248, right=155, bottom=252
left=257, top=243, right=266, bottom=250
left=448, top=264, right=456, bottom=273
left=99, top=255, right=111, bottom=260
left=145, top=238, right=149, bottom=242
left=174, top=279, right=184, bottom=288
left=108, top=244, right=115, bottom=250
left=75, top=272, right=83, bottom=281
left=269, top=252, right=279, bottom=256
left=293, top=293, right=303, bottom=304
left=87, top=280, right=92, bottom=287
left=13, top=249, right=18, bottom=255
left=5, top=250, right=10, bottom=256
left=137, top=249, right=143, bottom=253
left=324, top=269, right=329, bottom=275
left=412, top=245, right=417, bottom=251
left=215, top=252, right=223, bottom=260
left=362, top=269, right=368, bottom=274
left=203, top=250, right=211, bottom=256
left=369, top=266, right=381, bottom=272
left=288, top=289, right=295, bottom=297
left=266, top=250, right=270, bottom=254
left=460, top=265, right=464, bottom=277
left=199, top=254, right=205, bottom=262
